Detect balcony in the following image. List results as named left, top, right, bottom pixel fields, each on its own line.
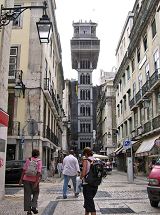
left=149, top=69, right=160, bottom=89
left=129, top=97, right=136, bottom=109
left=135, top=89, right=142, bottom=104
left=152, top=114, right=160, bottom=130
left=143, top=120, right=152, bottom=134
left=43, top=125, right=59, bottom=146
left=142, top=80, right=150, bottom=97
left=43, top=78, right=59, bottom=116
left=8, top=121, right=20, bottom=136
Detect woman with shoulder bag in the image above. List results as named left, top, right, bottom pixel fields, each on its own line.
left=80, top=147, right=98, bottom=215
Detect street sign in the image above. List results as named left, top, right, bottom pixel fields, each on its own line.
left=27, top=119, right=38, bottom=136
left=155, top=138, right=160, bottom=148
left=123, top=140, right=131, bottom=150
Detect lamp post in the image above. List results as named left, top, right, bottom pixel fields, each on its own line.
left=0, top=1, right=52, bottom=43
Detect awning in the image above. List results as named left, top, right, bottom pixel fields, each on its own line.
left=0, top=108, right=9, bottom=127
left=114, top=146, right=123, bottom=155
left=135, top=135, right=160, bottom=157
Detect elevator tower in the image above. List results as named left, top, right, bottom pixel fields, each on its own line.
left=71, top=21, right=100, bottom=152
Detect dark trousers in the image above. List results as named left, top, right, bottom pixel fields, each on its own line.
left=83, top=184, right=98, bottom=212
left=23, top=181, right=39, bottom=211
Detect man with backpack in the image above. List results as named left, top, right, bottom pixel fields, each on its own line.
left=19, top=149, right=42, bottom=215
left=80, top=147, right=102, bottom=215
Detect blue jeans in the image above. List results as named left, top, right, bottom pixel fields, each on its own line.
left=63, top=174, right=77, bottom=197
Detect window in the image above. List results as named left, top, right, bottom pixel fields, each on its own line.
left=122, top=73, right=126, bottom=87
left=12, top=5, right=21, bottom=27
left=117, top=104, right=120, bottom=117
left=128, top=117, right=132, bottom=133
left=138, top=74, right=142, bottom=90
left=134, top=111, right=138, bottom=128
left=126, top=66, right=130, bottom=80
left=131, top=57, right=135, bottom=72
left=156, top=92, right=160, bottom=114
left=9, top=47, right=18, bottom=76
left=153, top=50, right=160, bottom=71
left=127, top=89, right=131, bottom=106
left=133, top=82, right=136, bottom=97
left=124, top=95, right=126, bottom=110
left=145, top=64, right=150, bottom=81
left=119, top=80, right=122, bottom=92
left=137, top=47, right=140, bottom=63
left=120, top=100, right=122, bottom=114
left=151, top=19, right=157, bottom=38
left=143, top=35, right=147, bottom=51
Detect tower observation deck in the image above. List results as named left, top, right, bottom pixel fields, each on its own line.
left=70, top=20, right=100, bottom=153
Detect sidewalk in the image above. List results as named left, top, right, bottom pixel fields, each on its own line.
left=0, top=170, right=159, bottom=215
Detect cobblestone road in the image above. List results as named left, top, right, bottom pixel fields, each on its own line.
left=0, top=170, right=160, bottom=215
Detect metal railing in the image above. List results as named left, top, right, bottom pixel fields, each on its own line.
left=152, top=114, right=160, bottom=130
left=8, top=121, right=20, bottom=136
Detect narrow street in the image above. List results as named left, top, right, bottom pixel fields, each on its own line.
left=1, top=170, right=160, bottom=215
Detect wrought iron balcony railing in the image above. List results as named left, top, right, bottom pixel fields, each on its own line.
left=142, top=80, right=150, bottom=97
left=8, top=121, right=20, bottom=136
left=143, top=120, right=152, bottom=134
left=152, top=114, right=160, bottom=130
left=149, top=69, right=160, bottom=89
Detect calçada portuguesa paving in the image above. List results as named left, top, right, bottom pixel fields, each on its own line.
left=1, top=170, right=160, bottom=215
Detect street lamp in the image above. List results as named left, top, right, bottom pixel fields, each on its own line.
left=0, top=1, right=52, bottom=43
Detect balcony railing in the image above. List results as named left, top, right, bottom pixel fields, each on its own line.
left=43, top=125, right=59, bottom=146
left=8, top=121, right=20, bottom=136
left=129, top=97, right=135, bottom=109
left=149, top=69, right=160, bottom=88
left=143, top=120, right=151, bottom=134
left=152, top=114, right=160, bottom=130
left=142, top=80, right=150, bottom=97
left=135, top=89, right=142, bottom=104
left=43, top=78, right=59, bottom=114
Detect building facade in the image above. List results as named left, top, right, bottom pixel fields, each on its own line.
left=97, top=72, right=117, bottom=156
left=114, top=0, right=160, bottom=174
left=70, top=21, right=100, bottom=154
left=0, top=0, right=14, bottom=201
left=6, top=0, right=64, bottom=170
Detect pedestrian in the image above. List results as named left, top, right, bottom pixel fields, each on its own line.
left=80, top=147, right=98, bottom=215
left=50, top=158, right=55, bottom=177
left=62, top=149, right=80, bottom=199
left=19, top=149, right=42, bottom=215
left=57, top=159, right=63, bottom=177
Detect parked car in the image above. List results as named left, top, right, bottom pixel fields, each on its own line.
left=147, top=158, right=160, bottom=208
left=5, top=160, right=25, bottom=184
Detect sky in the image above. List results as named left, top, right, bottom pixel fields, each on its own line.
left=55, top=0, right=135, bottom=86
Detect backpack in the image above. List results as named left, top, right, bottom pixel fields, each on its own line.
left=84, top=159, right=107, bottom=187
left=25, top=158, right=40, bottom=176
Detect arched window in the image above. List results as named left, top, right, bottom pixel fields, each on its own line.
left=80, top=74, right=83, bottom=84
left=86, top=106, right=90, bottom=116
left=80, top=90, right=83, bottom=100
left=82, top=74, right=85, bottom=84
left=87, top=74, right=90, bottom=84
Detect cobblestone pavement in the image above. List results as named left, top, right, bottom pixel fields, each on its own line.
left=0, top=170, right=160, bottom=215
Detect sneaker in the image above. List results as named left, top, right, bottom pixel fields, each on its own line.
left=27, top=212, right=32, bottom=215
left=63, top=195, right=67, bottom=199
left=75, top=193, right=79, bottom=198
left=31, top=208, right=38, bottom=214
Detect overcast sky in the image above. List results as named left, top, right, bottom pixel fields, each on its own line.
left=55, top=0, right=135, bottom=85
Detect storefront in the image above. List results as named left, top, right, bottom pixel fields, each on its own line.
left=135, top=135, right=160, bottom=175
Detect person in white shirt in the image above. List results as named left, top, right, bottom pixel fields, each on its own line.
left=62, top=150, right=80, bottom=199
